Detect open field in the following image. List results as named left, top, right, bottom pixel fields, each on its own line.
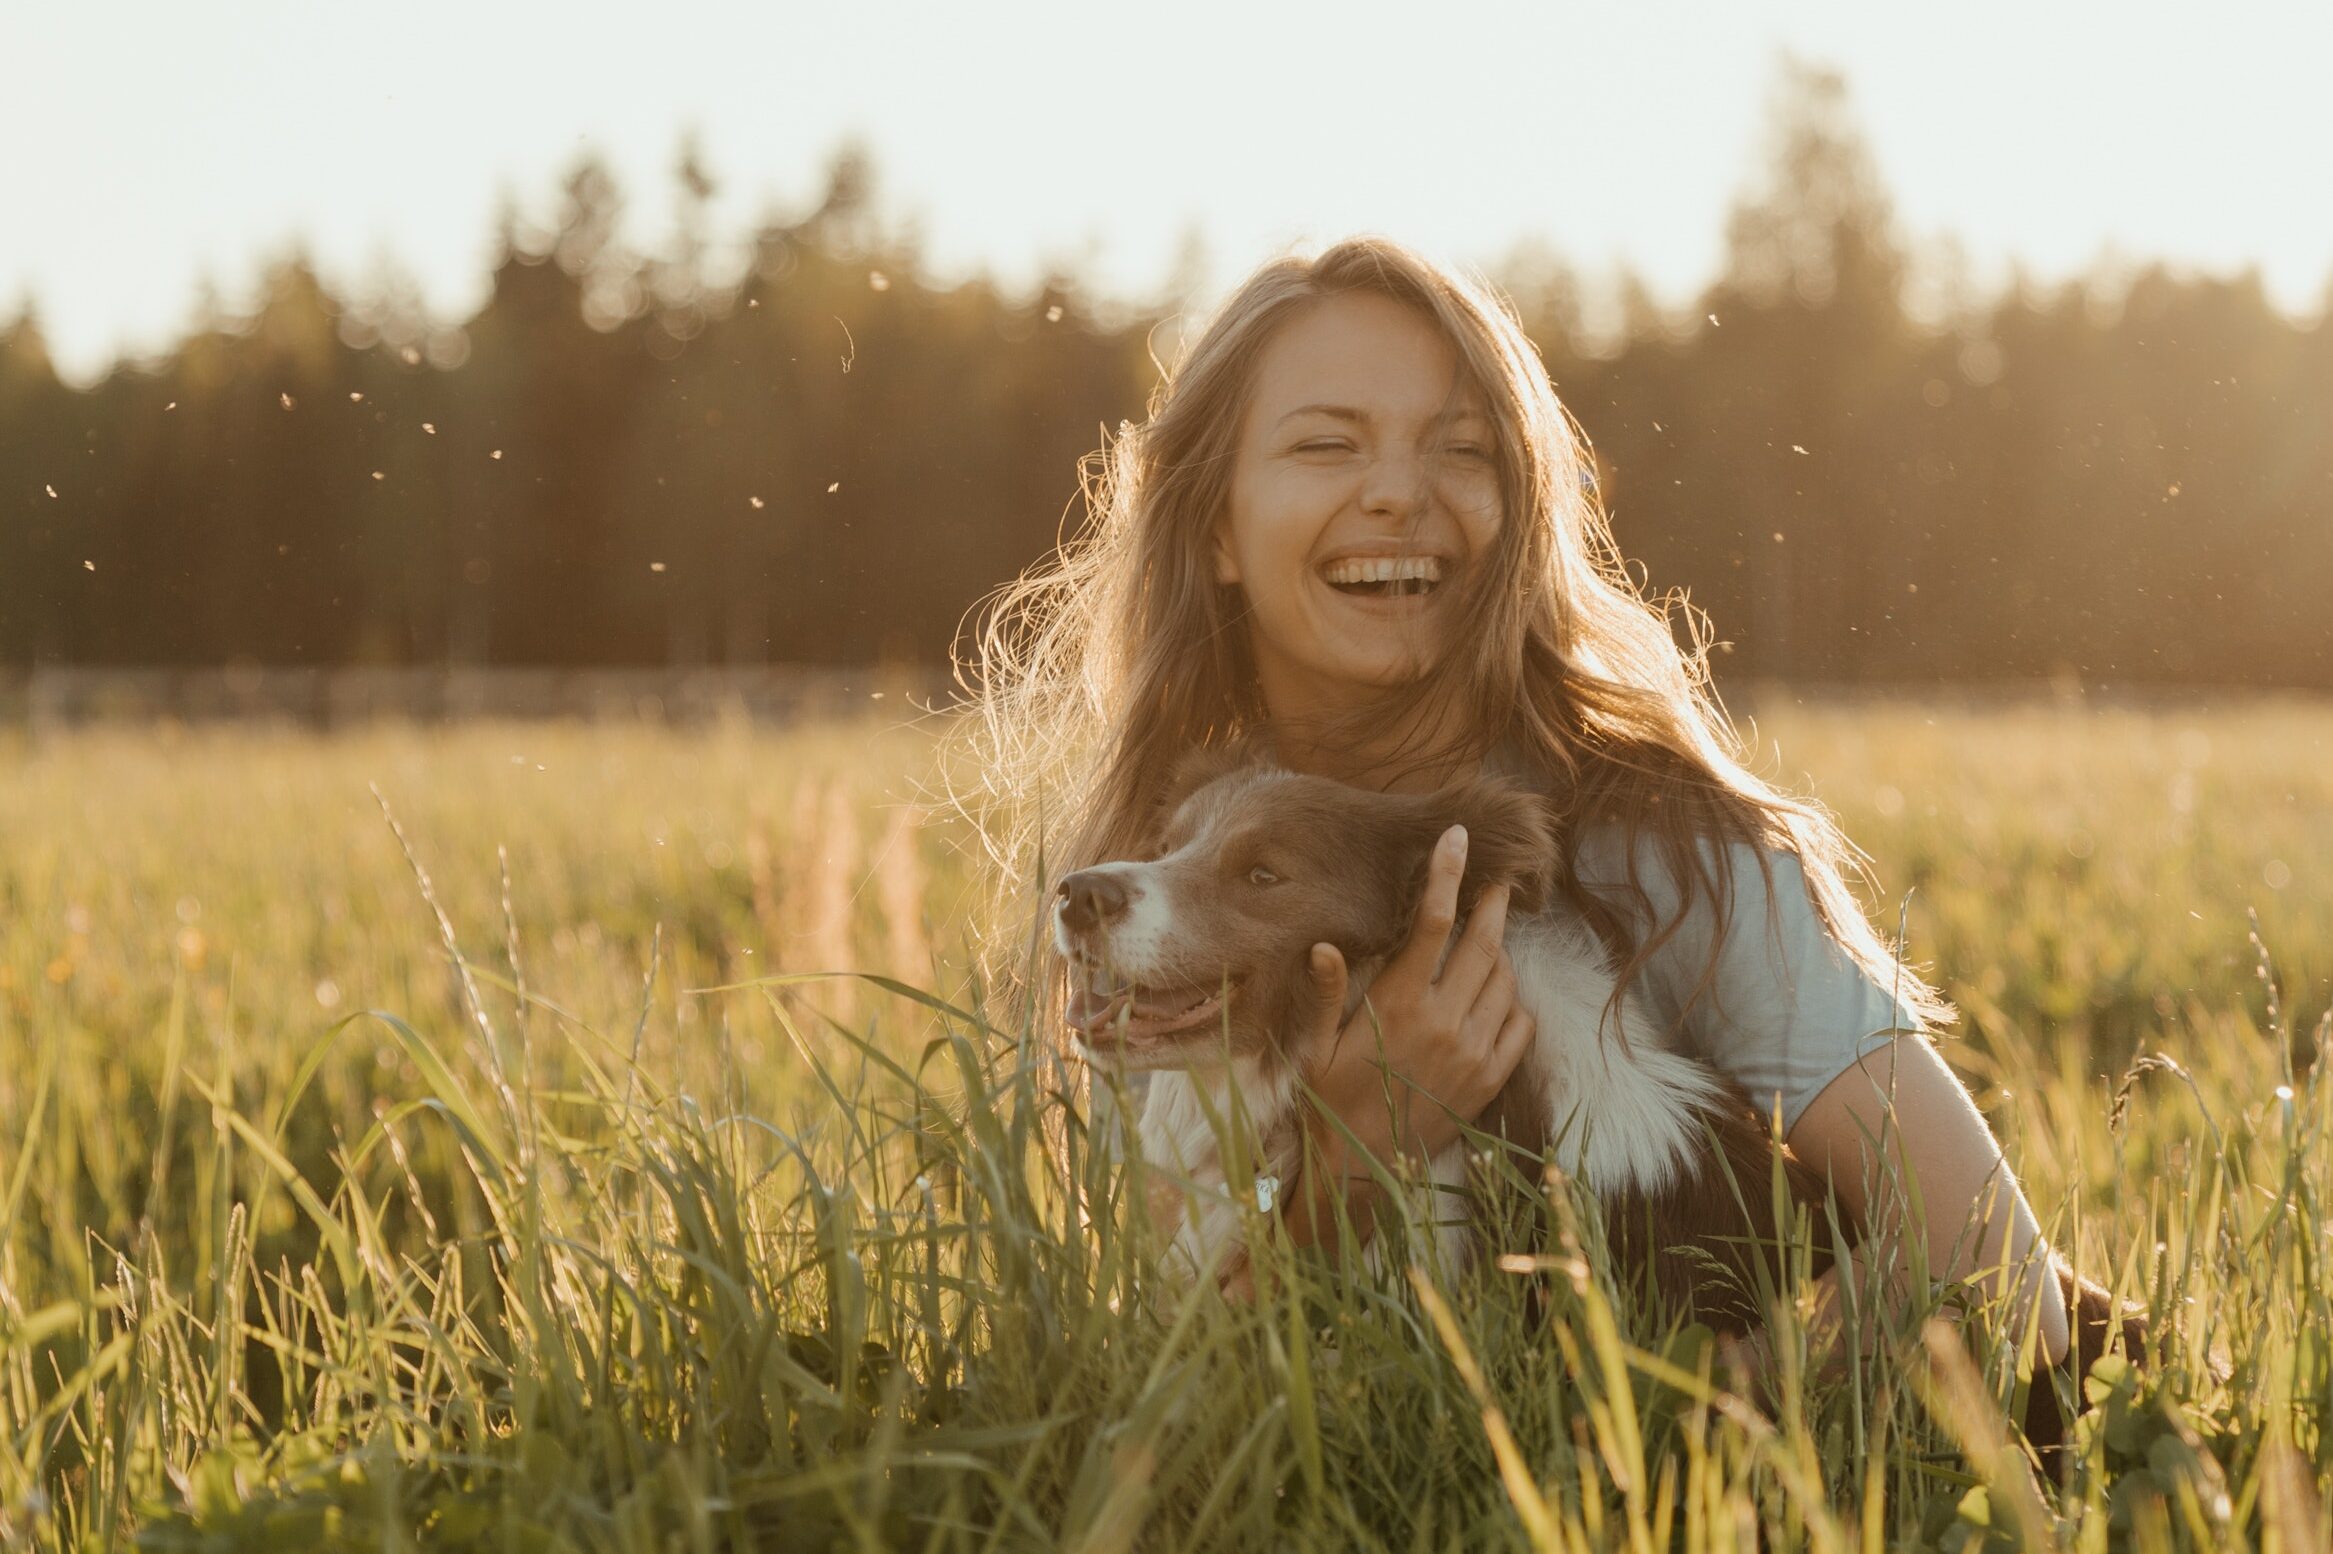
left=1, top=702, right=2328, bottom=1550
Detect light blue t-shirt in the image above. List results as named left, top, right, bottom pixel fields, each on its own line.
left=1569, top=826, right=1923, bottom=1134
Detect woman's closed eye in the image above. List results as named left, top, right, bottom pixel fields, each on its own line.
left=1291, top=438, right=1490, bottom=459
left=1288, top=444, right=1494, bottom=476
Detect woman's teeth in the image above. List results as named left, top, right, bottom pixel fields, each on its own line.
left=1321, top=556, right=1443, bottom=596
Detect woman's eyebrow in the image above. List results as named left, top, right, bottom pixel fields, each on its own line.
left=1274, top=402, right=1492, bottom=429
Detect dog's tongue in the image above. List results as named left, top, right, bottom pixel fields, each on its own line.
left=1065, top=984, right=1122, bottom=1031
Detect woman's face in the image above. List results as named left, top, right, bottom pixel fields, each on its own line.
left=1215, top=291, right=1502, bottom=722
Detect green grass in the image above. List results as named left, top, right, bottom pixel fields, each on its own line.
left=0, top=703, right=2327, bottom=1551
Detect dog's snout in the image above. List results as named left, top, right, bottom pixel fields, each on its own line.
left=1057, top=869, right=1132, bottom=934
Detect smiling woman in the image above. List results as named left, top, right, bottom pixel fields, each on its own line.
left=954, top=234, right=2090, bottom=1406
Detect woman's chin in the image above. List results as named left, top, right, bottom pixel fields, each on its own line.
left=1251, top=630, right=1446, bottom=718
left=1308, top=649, right=1441, bottom=695
left=1326, top=624, right=1447, bottom=682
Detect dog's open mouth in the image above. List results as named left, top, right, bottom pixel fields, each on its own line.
left=1066, top=979, right=1234, bottom=1047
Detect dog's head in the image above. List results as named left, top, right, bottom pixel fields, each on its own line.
left=1053, top=758, right=1553, bottom=1070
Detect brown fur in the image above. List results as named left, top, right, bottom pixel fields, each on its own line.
left=1604, top=1099, right=1849, bottom=1333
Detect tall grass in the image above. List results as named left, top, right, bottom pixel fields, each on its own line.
left=0, top=704, right=2327, bottom=1550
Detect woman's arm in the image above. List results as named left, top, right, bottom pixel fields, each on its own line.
left=1280, top=825, right=1538, bottom=1251
left=1562, top=833, right=2068, bottom=1362
left=1788, top=1036, right=2072, bottom=1365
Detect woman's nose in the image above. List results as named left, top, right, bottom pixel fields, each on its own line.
left=1358, top=450, right=1432, bottom=519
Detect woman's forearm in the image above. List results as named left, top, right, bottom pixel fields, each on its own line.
left=1790, top=1037, right=2072, bottom=1365
left=1282, top=1103, right=1389, bottom=1250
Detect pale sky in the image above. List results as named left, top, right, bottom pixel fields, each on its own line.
left=8, top=0, right=2330, bottom=389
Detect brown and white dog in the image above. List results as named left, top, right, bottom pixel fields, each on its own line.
left=1052, top=753, right=1851, bottom=1333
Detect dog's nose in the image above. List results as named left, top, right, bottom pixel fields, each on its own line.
left=1056, top=869, right=1131, bottom=933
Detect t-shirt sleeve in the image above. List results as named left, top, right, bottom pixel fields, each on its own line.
left=1572, top=829, right=1924, bottom=1135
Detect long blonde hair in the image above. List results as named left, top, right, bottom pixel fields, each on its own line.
left=947, top=235, right=1950, bottom=1033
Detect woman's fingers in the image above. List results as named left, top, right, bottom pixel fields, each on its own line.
left=1442, top=881, right=1511, bottom=997
left=1489, top=989, right=1536, bottom=1076
left=1461, top=938, right=1515, bottom=1023
left=1460, top=944, right=1528, bottom=1077
left=1399, top=825, right=1467, bottom=974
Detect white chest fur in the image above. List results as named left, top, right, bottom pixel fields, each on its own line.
left=1500, top=912, right=1727, bottom=1194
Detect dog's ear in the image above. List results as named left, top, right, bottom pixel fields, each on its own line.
left=1382, top=775, right=1555, bottom=927
left=1154, top=737, right=1268, bottom=825
left=1433, top=775, right=1556, bottom=915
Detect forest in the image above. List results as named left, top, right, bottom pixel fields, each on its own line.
left=4, top=66, right=2327, bottom=686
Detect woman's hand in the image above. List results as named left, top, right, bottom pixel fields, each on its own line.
left=1281, top=824, right=1538, bottom=1247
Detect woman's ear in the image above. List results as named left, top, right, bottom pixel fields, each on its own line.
left=1211, top=521, right=1241, bottom=585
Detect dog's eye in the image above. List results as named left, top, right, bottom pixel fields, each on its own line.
left=1247, top=865, right=1280, bottom=887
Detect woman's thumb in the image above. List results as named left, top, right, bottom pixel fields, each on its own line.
left=1309, top=943, right=1348, bottom=1032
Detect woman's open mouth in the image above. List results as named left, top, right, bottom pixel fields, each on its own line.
left=1319, top=554, right=1443, bottom=600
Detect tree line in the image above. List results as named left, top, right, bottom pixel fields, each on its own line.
left=4, top=65, right=2327, bottom=687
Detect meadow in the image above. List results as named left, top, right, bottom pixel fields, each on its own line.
left=0, top=700, right=2327, bottom=1551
